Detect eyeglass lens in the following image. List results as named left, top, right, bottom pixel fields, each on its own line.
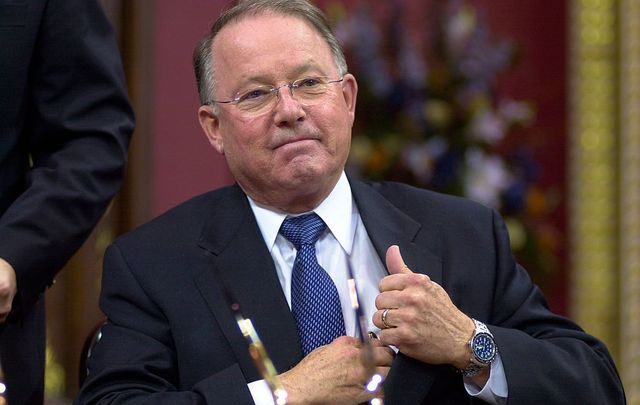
left=234, top=77, right=342, bottom=114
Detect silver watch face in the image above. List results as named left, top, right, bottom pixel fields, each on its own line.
left=471, top=332, right=497, bottom=363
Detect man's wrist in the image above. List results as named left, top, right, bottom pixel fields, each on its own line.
left=452, top=317, right=476, bottom=369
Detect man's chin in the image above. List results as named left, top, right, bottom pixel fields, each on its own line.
left=283, top=163, right=336, bottom=186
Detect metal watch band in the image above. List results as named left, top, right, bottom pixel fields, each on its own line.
left=458, top=319, right=497, bottom=377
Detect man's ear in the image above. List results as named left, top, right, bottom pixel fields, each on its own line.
left=341, top=73, right=358, bottom=124
left=198, top=105, right=224, bottom=155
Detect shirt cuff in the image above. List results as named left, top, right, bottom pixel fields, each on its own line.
left=463, top=353, right=508, bottom=404
left=248, top=379, right=276, bottom=405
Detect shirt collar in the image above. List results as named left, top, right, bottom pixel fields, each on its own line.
left=248, top=172, right=355, bottom=254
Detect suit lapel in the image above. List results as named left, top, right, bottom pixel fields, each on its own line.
left=194, top=185, right=302, bottom=381
left=351, top=179, right=443, bottom=403
left=351, top=180, right=443, bottom=284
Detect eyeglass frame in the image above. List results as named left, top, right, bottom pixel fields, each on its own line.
left=204, top=76, right=345, bottom=112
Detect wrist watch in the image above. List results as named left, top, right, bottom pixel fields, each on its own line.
left=459, top=319, right=498, bottom=377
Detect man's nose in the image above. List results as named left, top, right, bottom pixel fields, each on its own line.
left=273, top=84, right=305, bottom=123
left=274, top=83, right=297, bottom=102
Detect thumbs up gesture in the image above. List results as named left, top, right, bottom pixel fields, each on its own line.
left=373, top=245, right=475, bottom=370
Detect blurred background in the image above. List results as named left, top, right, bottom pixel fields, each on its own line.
left=43, top=0, right=639, bottom=403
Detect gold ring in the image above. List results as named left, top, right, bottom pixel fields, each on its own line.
left=381, top=308, right=392, bottom=329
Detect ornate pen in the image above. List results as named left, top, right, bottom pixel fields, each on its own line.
left=218, top=278, right=288, bottom=405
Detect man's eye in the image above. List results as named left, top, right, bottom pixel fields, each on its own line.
left=238, top=88, right=270, bottom=102
left=297, top=78, right=323, bottom=87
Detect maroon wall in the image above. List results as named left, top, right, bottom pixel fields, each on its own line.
left=152, top=0, right=234, bottom=216
left=479, top=0, right=567, bottom=313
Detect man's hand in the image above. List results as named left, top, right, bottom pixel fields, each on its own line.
left=0, top=258, right=17, bottom=323
left=279, top=336, right=394, bottom=405
left=373, top=245, right=475, bottom=370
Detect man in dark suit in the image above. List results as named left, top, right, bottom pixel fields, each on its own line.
left=0, top=0, right=133, bottom=403
left=77, top=0, right=624, bottom=404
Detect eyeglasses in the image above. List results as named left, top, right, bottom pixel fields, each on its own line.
left=206, top=76, right=344, bottom=115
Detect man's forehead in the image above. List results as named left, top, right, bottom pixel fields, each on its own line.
left=212, top=12, right=318, bottom=49
left=210, top=12, right=332, bottom=76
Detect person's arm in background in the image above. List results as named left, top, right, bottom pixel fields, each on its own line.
left=0, top=0, right=134, bottom=321
left=0, top=259, right=17, bottom=322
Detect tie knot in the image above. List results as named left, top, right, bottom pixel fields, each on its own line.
left=279, top=213, right=327, bottom=249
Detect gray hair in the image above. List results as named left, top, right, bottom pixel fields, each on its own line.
left=193, top=0, right=348, bottom=105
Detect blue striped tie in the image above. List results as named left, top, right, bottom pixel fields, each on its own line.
left=280, top=213, right=346, bottom=355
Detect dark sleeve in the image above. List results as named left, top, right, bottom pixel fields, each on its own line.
left=487, top=210, right=625, bottom=404
left=0, top=0, right=134, bottom=315
left=75, top=244, right=255, bottom=405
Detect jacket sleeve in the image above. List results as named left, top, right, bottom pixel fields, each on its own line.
left=486, top=209, right=625, bottom=404
left=75, top=244, right=256, bottom=405
left=0, top=0, right=134, bottom=316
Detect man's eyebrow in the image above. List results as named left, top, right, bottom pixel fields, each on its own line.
left=233, top=62, right=327, bottom=89
left=291, top=62, right=325, bottom=77
left=230, top=75, right=273, bottom=93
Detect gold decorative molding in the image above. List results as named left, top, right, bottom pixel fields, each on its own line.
left=568, top=0, right=618, bottom=354
left=619, top=0, right=640, bottom=402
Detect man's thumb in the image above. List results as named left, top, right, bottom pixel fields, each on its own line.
left=386, top=245, right=412, bottom=275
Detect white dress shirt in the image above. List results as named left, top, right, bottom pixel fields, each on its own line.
left=245, top=172, right=507, bottom=404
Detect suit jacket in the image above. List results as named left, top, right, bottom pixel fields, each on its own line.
left=0, top=1, right=133, bottom=403
left=77, top=180, right=625, bottom=404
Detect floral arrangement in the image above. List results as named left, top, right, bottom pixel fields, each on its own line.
left=327, top=0, right=561, bottom=285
